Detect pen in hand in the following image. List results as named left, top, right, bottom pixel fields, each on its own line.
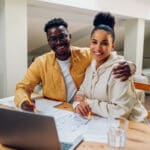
left=27, top=100, right=37, bottom=112
left=74, top=93, right=92, bottom=119
left=21, top=100, right=36, bottom=112
left=84, top=98, right=92, bottom=120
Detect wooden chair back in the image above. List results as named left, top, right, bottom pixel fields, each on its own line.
left=134, top=82, right=150, bottom=118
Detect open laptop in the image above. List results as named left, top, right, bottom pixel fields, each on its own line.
left=0, top=108, right=82, bottom=150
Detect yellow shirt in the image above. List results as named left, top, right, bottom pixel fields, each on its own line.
left=14, top=46, right=91, bottom=107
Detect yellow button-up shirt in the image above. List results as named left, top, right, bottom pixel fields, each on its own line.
left=14, top=46, right=91, bottom=107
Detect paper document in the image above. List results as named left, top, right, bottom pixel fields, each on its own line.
left=0, top=96, right=16, bottom=108
left=35, top=98, right=62, bottom=111
left=41, top=107, right=89, bottom=143
left=38, top=105, right=119, bottom=144
left=83, top=116, right=119, bottom=143
left=0, top=97, right=62, bottom=110
left=83, top=116, right=109, bottom=142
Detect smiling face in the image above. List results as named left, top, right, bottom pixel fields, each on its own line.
left=47, top=25, right=71, bottom=60
left=90, top=29, right=115, bottom=67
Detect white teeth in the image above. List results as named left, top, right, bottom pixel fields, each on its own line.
left=94, top=52, right=103, bottom=55
left=57, top=46, right=65, bottom=49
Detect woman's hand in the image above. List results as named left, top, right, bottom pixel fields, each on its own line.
left=74, top=92, right=86, bottom=101
left=21, top=100, right=36, bottom=112
left=75, top=101, right=91, bottom=117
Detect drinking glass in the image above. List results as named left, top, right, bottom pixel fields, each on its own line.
left=107, top=117, right=128, bottom=150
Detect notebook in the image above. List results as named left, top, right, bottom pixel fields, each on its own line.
left=0, top=108, right=83, bottom=150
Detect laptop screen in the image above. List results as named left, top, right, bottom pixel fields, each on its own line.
left=0, top=108, right=83, bottom=150
left=0, top=108, right=61, bottom=150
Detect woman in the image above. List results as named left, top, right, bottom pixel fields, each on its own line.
left=74, top=12, right=147, bottom=122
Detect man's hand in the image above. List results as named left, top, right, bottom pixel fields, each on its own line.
left=21, top=100, right=36, bottom=112
left=112, top=61, right=131, bottom=81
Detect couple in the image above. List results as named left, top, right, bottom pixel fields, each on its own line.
left=14, top=12, right=147, bottom=122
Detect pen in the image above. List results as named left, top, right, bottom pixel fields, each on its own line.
left=87, top=111, right=92, bottom=120
left=84, top=98, right=92, bottom=119
left=27, top=100, right=37, bottom=112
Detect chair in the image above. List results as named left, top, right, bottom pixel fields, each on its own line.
left=133, top=75, right=149, bottom=104
left=134, top=81, right=150, bottom=119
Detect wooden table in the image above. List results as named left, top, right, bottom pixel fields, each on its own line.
left=75, top=121, right=150, bottom=150
left=0, top=102, right=150, bottom=150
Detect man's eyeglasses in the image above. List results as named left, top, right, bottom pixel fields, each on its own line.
left=48, top=33, right=68, bottom=43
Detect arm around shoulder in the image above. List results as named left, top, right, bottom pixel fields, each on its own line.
left=127, top=61, right=136, bottom=75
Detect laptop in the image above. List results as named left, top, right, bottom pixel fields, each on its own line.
left=0, top=108, right=82, bottom=150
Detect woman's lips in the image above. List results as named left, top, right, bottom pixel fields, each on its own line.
left=93, top=51, right=104, bottom=56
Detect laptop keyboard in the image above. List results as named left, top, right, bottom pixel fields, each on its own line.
left=61, top=142, right=73, bottom=150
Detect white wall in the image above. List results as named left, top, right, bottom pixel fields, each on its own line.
left=0, top=0, right=27, bottom=98
left=143, top=22, right=150, bottom=68
left=39, top=0, right=150, bottom=20
left=0, top=0, right=6, bottom=97
left=124, top=19, right=145, bottom=74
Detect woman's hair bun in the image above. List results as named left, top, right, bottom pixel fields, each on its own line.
left=93, top=12, right=115, bottom=30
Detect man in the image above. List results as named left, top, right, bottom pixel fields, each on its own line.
left=14, top=18, right=135, bottom=111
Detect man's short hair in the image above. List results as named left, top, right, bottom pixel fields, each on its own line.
left=44, top=18, right=68, bottom=33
